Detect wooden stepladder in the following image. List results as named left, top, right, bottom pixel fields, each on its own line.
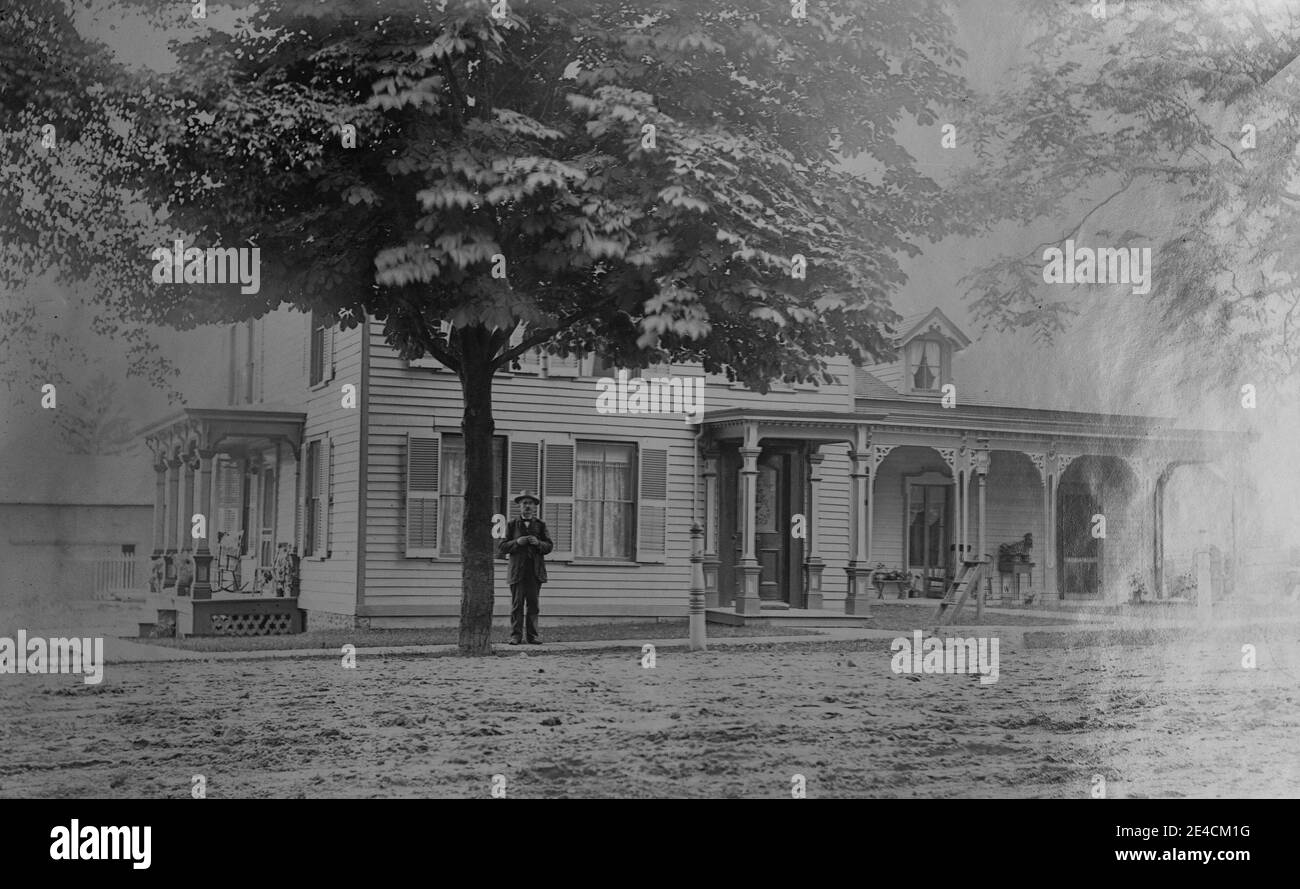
left=934, top=558, right=990, bottom=630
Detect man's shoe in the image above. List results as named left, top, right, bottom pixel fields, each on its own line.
left=507, top=638, right=522, bottom=645
left=527, top=638, right=542, bottom=645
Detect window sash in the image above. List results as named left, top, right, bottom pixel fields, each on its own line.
left=438, top=435, right=506, bottom=555
left=575, top=442, right=636, bottom=560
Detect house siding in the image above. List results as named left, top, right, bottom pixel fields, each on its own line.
left=297, top=320, right=363, bottom=617
left=359, top=323, right=862, bottom=618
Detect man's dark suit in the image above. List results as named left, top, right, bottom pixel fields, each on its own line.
left=497, top=517, right=554, bottom=642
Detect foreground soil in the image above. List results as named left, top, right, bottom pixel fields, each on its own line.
left=1, top=632, right=1296, bottom=798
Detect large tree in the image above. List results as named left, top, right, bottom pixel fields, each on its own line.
left=8, top=0, right=975, bottom=654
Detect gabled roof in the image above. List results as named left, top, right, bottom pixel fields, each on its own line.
left=893, top=307, right=971, bottom=350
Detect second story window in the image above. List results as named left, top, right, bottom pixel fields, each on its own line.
left=309, top=311, right=332, bottom=386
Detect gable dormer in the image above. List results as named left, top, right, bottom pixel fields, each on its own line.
left=856, top=307, right=971, bottom=399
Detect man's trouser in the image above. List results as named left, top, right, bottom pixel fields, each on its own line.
left=510, top=575, right=541, bottom=641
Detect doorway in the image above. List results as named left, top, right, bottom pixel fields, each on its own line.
left=717, top=443, right=806, bottom=608
left=1058, top=483, right=1101, bottom=597
left=906, top=474, right=951, bottom=588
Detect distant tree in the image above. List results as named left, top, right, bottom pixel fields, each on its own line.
left=0, top=0, right=175, bottom=395
left=51, top=373, right=139, bottom=456
left=9, top=0, right=975, bottom=654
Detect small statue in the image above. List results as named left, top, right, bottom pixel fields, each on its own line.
left=273, top=543, right=300, bottom=598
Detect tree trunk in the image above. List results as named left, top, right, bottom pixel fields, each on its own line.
left=458, top=340, right=497, bottom=656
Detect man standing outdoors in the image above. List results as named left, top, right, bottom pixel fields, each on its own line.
left=497, top=490, right=553, bottom=645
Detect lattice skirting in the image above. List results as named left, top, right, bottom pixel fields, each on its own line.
left=210, top=611, right=297, bottom=636
left=191, top=598, right=304, bottom=636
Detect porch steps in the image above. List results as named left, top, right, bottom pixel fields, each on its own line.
left=706, top=607, right=874, bottom=628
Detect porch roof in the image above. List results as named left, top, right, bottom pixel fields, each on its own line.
left=139, top=406, right=307, bottom=463
left=703, top=402, right=1247, bottom=457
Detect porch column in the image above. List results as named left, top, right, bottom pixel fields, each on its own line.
left=176, top=452, right=197, bottom=595
left=191, top=450, right=216, bottom=600
left=164, top=454, right=181, bottom=588
left=1033, top=454, right=1048, bottom=602
left=804, top=446, right=825, bottom=610
left=844, top=427, right=872, bottom=616
left=150, top=459, right=167, bottom=556
left=1045, top=468, right=1057, bottom=599
left=702, top=448, right=721, bottom=608
left=974, top=442, right=990, bottom=619
left=735, top=423, right=764, bottom=615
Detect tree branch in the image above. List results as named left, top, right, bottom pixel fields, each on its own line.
left=491, top=295, right=622, bottom=370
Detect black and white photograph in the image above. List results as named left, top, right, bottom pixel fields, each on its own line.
left=1, top=0, right=1297, bottom=822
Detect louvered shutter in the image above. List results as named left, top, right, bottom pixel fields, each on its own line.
left=637, top=446, right=669, bottom=563
left=312, top=437, right=331, bottom=558
left=406, top=434, right=440, bottom=557
left=302, top=314, right=311, bottom=380
left=217, top=457, right=242, bottom=542
left=542, top=440, right=574, bottom=560
left=296, top=444, right=307, bottom=554
left=323, top=323, right=336, bottom=382
left=508, top=438, right=541, bottom=519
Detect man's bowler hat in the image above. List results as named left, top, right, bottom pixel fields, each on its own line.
left=513, top=490, right=541, bottom=505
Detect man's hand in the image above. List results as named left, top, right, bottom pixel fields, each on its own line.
left=519, top=535, right=537, bottom=546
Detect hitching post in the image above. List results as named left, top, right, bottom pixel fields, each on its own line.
left=690, top=523, right=707, bottom=651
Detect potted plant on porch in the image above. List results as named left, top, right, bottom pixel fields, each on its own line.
left=871, top=563, right=912, bottom=599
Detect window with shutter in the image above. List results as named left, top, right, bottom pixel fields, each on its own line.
left=503, top=324, right=541, bottom=374
left=244, top=320, right=257, bottom=403
left=316, top=437, right=332, bottom=558
left=544, top=352, right=581, bottom=378
left=541, top=440, right=574, bottom=560
left=309, top=312, right=327, bottom=386
left=437, top=434, right=506, bottom=555
left=405, top=434, right=440, bottom=557
left=228, top=325, right=240, bottom=404
left=636, top=446, right=669, bottom=563
left=408, top=320, right=453, bottom=370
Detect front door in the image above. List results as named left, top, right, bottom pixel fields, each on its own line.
left=755, top=452, right=787, bottom=605
left=717, top=444, right=805, bottom=608
left=1058, top=485, right=1101, bottom=597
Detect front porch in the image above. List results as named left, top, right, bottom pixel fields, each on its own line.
left=140, top=407, right=306, bottom=635
left=699, top=408, right=1245, bottom=616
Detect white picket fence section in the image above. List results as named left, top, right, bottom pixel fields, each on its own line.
left=70, top=556, right=141, bottom=599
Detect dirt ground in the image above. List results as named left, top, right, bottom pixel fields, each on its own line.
left=1, top=632, right=1296, bottom=798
